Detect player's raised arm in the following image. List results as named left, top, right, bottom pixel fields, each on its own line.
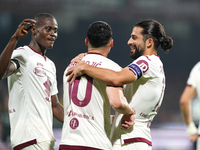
left=0, top=19, right=36, bottom=80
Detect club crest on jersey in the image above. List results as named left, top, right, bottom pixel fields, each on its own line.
left=70, top=118, right=79, bottom=129
left=33, top=67, right=46, bottom=77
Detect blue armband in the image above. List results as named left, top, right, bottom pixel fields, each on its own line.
left=127, top=64, right=142, bottom=79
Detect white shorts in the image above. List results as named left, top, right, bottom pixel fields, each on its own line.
left=19, top=141, right=54, bottom=150
left=112, top=142, right=152, bottom=150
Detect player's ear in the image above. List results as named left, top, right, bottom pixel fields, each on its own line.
left=146, top=38, right=153, bottom=49
left=109, top=39, right=113, bottom=47
left=85, top=38, right=89, bottom=46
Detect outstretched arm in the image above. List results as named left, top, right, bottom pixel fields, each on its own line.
left=180, top=85, right=198, bottom=142
left=51, top=95, right=64, bottom=123
left=0, top=19, right=36, bottom=80
left=66, top=61, right=137, bottom=86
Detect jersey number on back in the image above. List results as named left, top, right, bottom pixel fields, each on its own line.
left=69, top=76, right=93, bottom=107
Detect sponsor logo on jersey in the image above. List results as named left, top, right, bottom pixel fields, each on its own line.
left=33, top=67, right=46, bottom=77
left=67, top=110, right=94, bottom=120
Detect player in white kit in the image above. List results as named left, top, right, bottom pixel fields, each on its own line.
left=59, top=21, right=135, bottom=150
left=180, top=62, right=200, bottom=149
left=0, top=13, right=64, bottom=150
left=66, top=19, right=173, bottom=150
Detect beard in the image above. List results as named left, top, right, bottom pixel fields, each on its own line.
left=130, top=46, right=145, bottom=60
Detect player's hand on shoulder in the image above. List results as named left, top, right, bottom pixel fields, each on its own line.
left=66, top=60, right=87, bottom=84
left=71, top=53, right=87, bottom=63
left=13, top=19, right=36, bottom=40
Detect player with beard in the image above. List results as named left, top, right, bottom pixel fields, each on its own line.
left=66, top=19, right=173, bottom=150
left=129, top=39, right=144, bottom=60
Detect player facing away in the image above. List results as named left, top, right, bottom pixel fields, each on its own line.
left=0, top=13, right=64, bottom=150
left=66, top=19, right=173, bottom=150
left=59, top=21, right=135, bottom=150
left=180, top=62, right=200, bottom=149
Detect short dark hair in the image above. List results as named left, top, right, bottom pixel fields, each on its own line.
left=34, top=13, right=55, bottom=28
left=135, top=19, right=173, bottom=53
left=87, top=21, right=112, bottom=48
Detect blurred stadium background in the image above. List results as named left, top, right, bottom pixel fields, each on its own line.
left=0, top=0, right=200, bottom=149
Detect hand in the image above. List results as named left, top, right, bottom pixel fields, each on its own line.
left=120, top=113, right=135, bottom=130
left=66, top=61, right=87, bottom=84
left=188, top=134, right=198, bottom=142
left=71, top=53, right=87, bottom=63
left=13, top=19, right=36, bottom=40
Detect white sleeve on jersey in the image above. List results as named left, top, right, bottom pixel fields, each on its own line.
left=187, top=62, right=200, bottom=88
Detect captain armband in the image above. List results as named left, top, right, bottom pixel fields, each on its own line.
left=127, top=64, right=142, bottom=79
left=11, top=59, right=20, bottom=70
left=186, top=122, right=198, bottom=136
